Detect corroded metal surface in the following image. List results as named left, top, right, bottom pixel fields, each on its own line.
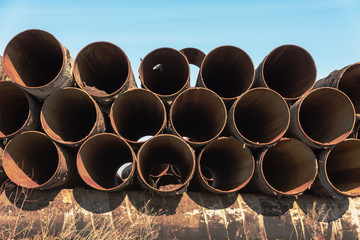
left=180, top=47, right=205, bottom=68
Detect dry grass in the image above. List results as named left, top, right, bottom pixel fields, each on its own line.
left=303, top=202, right=329, bottom=240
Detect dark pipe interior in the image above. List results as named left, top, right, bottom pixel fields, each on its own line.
left=338, top=64, right=360, bottom=114
left=4, top=30, right=63, bottom=87
left=262, top=139, right=316, bottom=194
left=0, top=82, right=29, bottom=137
left=299, top=88, right=354, bottom=144
left=234, top=88, right=289, bottom=144
left=42, top=89, right=97, bottom=142
left=155, top=173, right=182, bottom=190
left=201, top=46, right=254, bottom=99
left=263, top=45, right=316, bottom=99
left=74, top=42, right=129, bottom=96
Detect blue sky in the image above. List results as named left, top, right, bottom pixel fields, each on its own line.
left=0, top=0, right=359, bottom=86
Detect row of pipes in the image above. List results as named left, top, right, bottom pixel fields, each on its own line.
left=0, top=29, right=360, bottom=199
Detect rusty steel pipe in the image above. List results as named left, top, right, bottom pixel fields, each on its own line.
left=251, top=138, right=317, bottom=196
left=74, top=42, right=136, bottom=106
left=3, top=29, right=73, bottom=100
left=314, top=63, right=360, bottom=118
left=139, top=48, right=190, bottom=102
left=169, top=87, right=227, bottom=148
left=197, top=45, right=254, bottom=107
left=110, top=88, right=166, bottom=147
left=137, top=134, right=195, bottom=195
left=76, top=133, right=136, bottom=191
left=0, top=146, right=7, bottom=184
left=41, top=87, right=105, bottom=148
left=197, top=137, right=254, bottom=194
left=180, top=48, right=205, bottom=68
left=0, top=81, right=40, bottom=140
left=288, top=87, right=355, bottom=149
left=227, top=87, right=289, bottom=148
left=2, top=131, right=71, bottom=189
left=253, top=45, right=316, bottom=101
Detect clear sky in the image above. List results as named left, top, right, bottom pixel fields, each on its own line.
left=0, top=0, right=359, bottom=86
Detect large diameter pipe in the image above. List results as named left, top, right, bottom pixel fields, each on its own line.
left=254, top=45, right=316, bottom=101
left=227, top=87, right=289, bottom=148
left=197, top=45, right=254, bottom=106
left=314, top=63, right=360, bottom=118
left=251, top=138, right=317, bottom=196
left=197, top=137, right=254, bottom=194
left=169, top=87, right=227, bottom=148
left=137, top=134, right=195, bottom=195
left=110, top=88, right=166, bottom=147
left=41, top=87, right=105, bottom=148
left=0, top=81, right=40, bottom=140
left=3, top=29, right=73, bottom=100
left=77, top=133, right=136, bottom=191
left=0, top=146, right=7, bottom=183
left=2, top=131, right=70, bottom=189
left=288, top=87, right=355, bottom=149
left=315, top=139, right=360, bottom=199
left=180, top=48, right=205, bottom=68
left=74, top=42, right=136, bottom=106
left=139, top=48, right=190, bottom=102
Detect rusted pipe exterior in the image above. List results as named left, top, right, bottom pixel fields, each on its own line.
left=139, top=48, right=190, bottom=102
left=74, top=42, right=136, bottom=106
left=169, top=87, right=227, bottom=148
left=137, top=134, right=195, bottom=195
left=227, top=87, right=289, bottom=148
left=314, top=63, right=360, bottom=118
left=180, top=48, right=205, bottom=68
left=254, top=45, right=316, bottom=101
left=3, top=29, right=73, bottom=100
left=251, top=138, right=317, bottom=196
left=110, top=88, right=166, bottom=148
left=2, top=131, right=71, bottom=189
left=197, top=137, right=254, bottom=194
left=76, top=133, right=136, bottom=191
left=0, top=81, right=40, bottom=141
left=197, top=45, right=254, bottom=107
left=288, top=87, right=355, bottom=149
left=41, top=87, right=105, bottom=148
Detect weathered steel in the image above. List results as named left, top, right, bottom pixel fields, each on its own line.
left=288, top=87, right=355, bottom=149
left=227, top=87, right=289, bottom=148
left=169, top=87, right=227, bottom=148
left=253, top=45, right=316, bottom=101
left=74, top=42, right=137, bottom=106
left=3, top=29, right=74, bottom=100
left=2, top=131, right=71, bottom=189
left=76, top=133, right=136, bottom=191
left=110, top=88, right=166, bottom=148
left=179, top=47, right=205, bottom=68
left=41, top=87, right=106, bottom=148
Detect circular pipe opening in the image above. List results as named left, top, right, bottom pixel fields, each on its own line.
left=3, top=29, right=64, bottom=88
left=262, top=138, right=317, bottom=195
left=338, top=63, right=360, bottom=115
left=233, top=88, right=289, bottom=145
left=200, top=46, right=254, bottom=99
left=74, top=42, right=130, bottom=97
left=3, top=132, right=59, bottom=188
left=262, top=45, right=316, bottom=99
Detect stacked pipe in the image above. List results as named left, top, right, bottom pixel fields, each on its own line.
left=1, top=29, right=360, bottom=200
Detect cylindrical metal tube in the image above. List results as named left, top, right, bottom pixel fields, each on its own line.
left=139, top=48, right=190, bottom=102
left=0, top=81, right=40, bottom=140
left=137, top=134, right=195, bottom=195
left=0, top=146, right=7, bottom=184
left=252, top=138, right=317, bottom=196
left=77, top=133, right=136, bottom=191
left=2, top=131, right=70, bottom=189
left=169, top=87, right=227, bottom=148
left=315, top=139, right=360, bottom=199
left=110, top=88, right=166, bottom=147
left=314, top=63, right=360, bottom=118
left=227, top=87, right=289, bottom=148
left=3, top=29, right=73, bottom=100
left=41, top=87, right=105, bottom=148
left=0, top=55, right=4, bottom=81
left=288, top=87, right=355, bottom=149
left=253, top=45, right=316, bottom=101
left=197, top=137, right=254, bottom=194
left=180, top=48, right=205, bottom=68
left=197, top=45, right=254, bottom=106
left=74, top=42, right=136, bottom=106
